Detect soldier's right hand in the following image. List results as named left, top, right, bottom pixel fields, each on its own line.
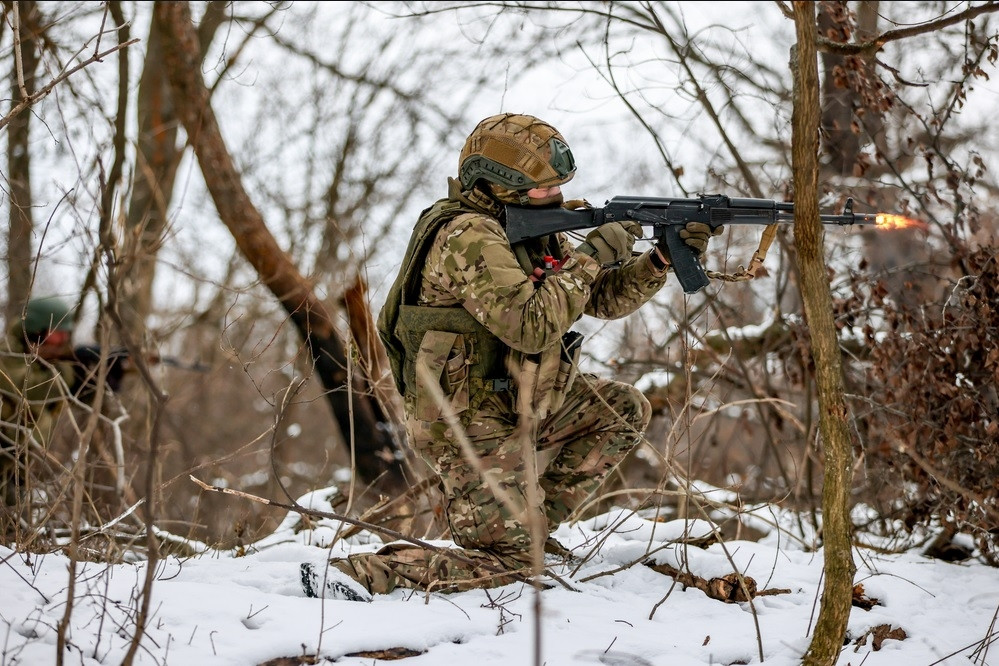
left=576, top=221, right=643, bottom=265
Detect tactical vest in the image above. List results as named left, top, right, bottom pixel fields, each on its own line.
left=377, top=182, right=579, bottom=422
left=377, top=188, right=505, bottom=419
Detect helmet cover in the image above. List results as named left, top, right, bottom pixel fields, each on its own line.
left=459, top=113, right=576, bottom=192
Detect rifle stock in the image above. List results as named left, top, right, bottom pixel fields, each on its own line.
left=505, top=194, right=879, bottom=294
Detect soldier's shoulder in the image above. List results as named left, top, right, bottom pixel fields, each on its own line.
left=439, top=211, right=505, bottom=244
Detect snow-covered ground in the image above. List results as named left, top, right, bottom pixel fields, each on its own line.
left=2, top=485, right=995, bottom=666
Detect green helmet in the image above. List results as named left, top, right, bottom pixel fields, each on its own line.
left=23, top=296, right=74, bottom=335
left=458, top=113, right=576, bottom=192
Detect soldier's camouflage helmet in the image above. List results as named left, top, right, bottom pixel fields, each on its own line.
left=458, top=114, right=576, bottom=193
left=23, top=296, right=74, bottom=335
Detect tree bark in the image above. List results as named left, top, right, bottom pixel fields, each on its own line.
left=816, top=1, right=931, bottom=309
left=792, top=3, right=858, bottom=666
left=119, top=2, right=227, bottom=334
left=152, top=1, right=407, bottom=494
left=818, top=0, right=860, bottom=178
left=4, top=0, right=40, bottom=327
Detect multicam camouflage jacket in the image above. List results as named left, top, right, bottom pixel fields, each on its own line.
left=378, top=178, right=671, bottom=421
left=0, top=323, right=75, bottom=451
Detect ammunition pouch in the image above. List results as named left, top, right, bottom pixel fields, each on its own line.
left=413, top=330, right=469, bottom=422
left=397, top=305, right=507, bottom=423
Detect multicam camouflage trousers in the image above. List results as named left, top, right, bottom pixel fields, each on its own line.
left=330, top=373, right=651, bottom=595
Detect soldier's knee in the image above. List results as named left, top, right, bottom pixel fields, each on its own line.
left=634, top=389, right=652, bottom=431
left=612, top=382, right=651, bottom=431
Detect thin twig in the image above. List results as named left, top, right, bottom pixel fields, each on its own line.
left=0, top=39, right=140, bottom=132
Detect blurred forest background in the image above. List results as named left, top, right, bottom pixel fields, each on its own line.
left=1, top=1, right=997, bottom=565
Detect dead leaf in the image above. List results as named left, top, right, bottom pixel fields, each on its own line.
left=852, top=583, right=880, bottom=610
left=853, top=624, right=907, bottom=651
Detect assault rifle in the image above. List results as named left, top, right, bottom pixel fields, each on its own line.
left=46, top=345, right=211, bottom=396
left=505, top=194, right=887, bottom=294
left=72, top=346, right=211, bottom=374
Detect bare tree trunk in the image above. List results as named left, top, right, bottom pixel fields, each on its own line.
left=118, top=2, right=227, bottom=334
left=818, top=0, right=884, bottom=175
left=792, top=4, right=858, bottom=665
left=4, top=0, right=40, bottom=326
left=152, top=1, right=407, bottom=494
left=817, top=1, right=931, bottom=308
left=818, top=1, right=857, bottom=176
left=852, top=1, right=883, bottom=151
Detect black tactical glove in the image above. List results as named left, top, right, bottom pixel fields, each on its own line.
left=656, top=222, right=725, bottom=263
left=577, top=221, right=644, bottom=265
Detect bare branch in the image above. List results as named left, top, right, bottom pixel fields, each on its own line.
left=818, top=2, right=999, bottom=56
left=0, top=38, right=140, bottom=132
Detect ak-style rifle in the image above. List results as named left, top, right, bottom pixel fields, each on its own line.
left=505, top=194, right=890, bottom=294
left=49, top=345, right=211, bottom=395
